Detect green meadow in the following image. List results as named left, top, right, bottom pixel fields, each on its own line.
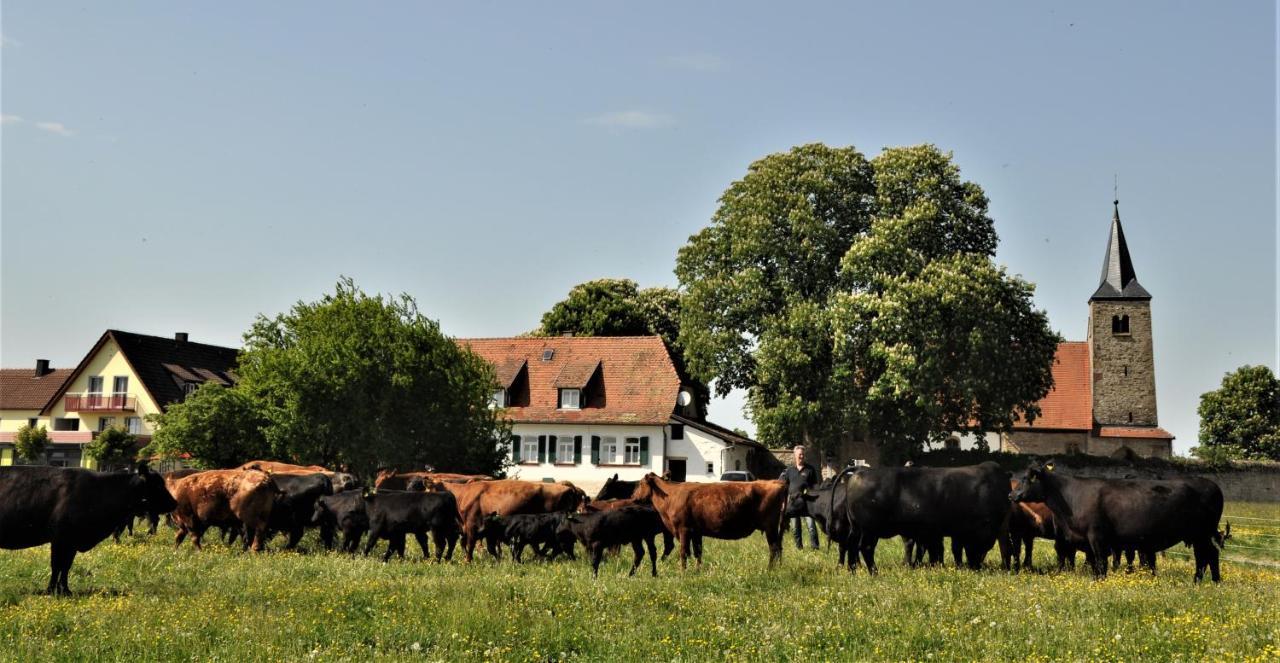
left=1, top=502, right=1278, bottom=662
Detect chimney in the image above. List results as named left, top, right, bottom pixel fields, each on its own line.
left=34, top=359, right=51, bottom=377
left=175, top=332, right=189, bottom=343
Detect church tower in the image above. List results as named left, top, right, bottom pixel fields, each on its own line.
left=1088, top=201, right=1158, bottom=427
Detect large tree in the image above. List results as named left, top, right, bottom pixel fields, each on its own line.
left=537, top=278, right=709, bottom=416
left=1196, top=365, right=1280, bottom=461
left=142, top=383, right=271, bottom=469
left=236, top=278, right=510, bottom=477
left=676, top=143, right=1058, bottom=458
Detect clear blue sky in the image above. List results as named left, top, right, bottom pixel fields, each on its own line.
left=2, top=2, right=1275, bottom=455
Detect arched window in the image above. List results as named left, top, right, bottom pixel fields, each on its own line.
left=1111, top=315, right=1130, bottom=334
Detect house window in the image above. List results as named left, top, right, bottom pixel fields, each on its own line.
left=52, top=418, right=80, bottom=432
left=706, top=462, right=714, bottom=474
left=98, top=417, right=116, bottom=432
left=184, top=382, right=199, bottom=397
left=492, top=388, right=506, bottom=408
left=87, top=376, right=104, bottom=394
left=600, top=437, right=618, bottom=464
left=47, top=449, right=76, bottom=468
left=624, top=438, right=641, bottom=465
left=735, top=459, right=742, bottom=471
left=1111, top=315, right=1130, bottom=335
left=671, top=424, right=684, bottom=440
left=1066, top=441, right=1082, bottom=454
left=125, top=417, right=143, bottom=434
left=521, top=436, right=539, bottom=464
left=559, top=389, right=581, bottom=410
left=27, top=417, right=37, bottom=428
left=556, top=436, right=575, bottom=464
left=112, top=376, right=129, bottom=396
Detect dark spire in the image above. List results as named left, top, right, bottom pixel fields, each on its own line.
left=1090, top=200, right=1151, bottom=301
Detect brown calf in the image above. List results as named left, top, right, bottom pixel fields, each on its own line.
left=633, top=473, right=787, bottom=569
left=170, top=469, right=280, bottom=551
left=444, top=479, right=586, bottom=561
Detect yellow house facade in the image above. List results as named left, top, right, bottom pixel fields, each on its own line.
left=0, top=330, right=239, bottom=468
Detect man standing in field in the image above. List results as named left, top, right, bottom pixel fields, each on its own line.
left=781, top=445, right=819, bottom=550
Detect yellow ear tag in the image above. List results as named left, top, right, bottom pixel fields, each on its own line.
left=1045, top=462, right=1055, bottom=472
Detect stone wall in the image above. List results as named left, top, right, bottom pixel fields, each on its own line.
left=1086, top=435, right=1172, bottom=459
left=1062, top=463, right=1280, bottom=503
left=1004, top=430, right=1090, bottom=455
left=1089, top=300, right=1158, bottom=426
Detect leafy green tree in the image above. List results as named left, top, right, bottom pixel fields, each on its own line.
left=142, top=383, right=270, bottom=469
left=237, top=277, right=510, bottom=477
left=537, top=278, right=709, bottom=415
left=1195, top=365, right=1280, bottom=461
left=14, top=423, right=49, bottom=462
left=85, top=426, right=139, bottom=467
left=677, top=143, right=1058, bottom=458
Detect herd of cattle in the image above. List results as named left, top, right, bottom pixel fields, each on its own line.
left=0, top=458, right=1226, bottom=595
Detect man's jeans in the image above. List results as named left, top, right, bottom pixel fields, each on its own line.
left=791, top=516, right=819, bottom=549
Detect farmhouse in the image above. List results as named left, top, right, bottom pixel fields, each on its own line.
left=459, top=335, right=774, bottom=490
left=0, top=330, right=239, bottom=468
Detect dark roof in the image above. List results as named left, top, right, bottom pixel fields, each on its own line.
left=0, top=368, right=74, bottom=410
left=459, top=336, right=680, bottom=425
left=670, top=413, right=767, bottom=450
left=1090, top=201, right=1152, bottom=301
left=41, top=330, right=239, bottom=414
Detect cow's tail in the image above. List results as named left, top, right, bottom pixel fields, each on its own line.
left=829, top=465, right=858, bottom=524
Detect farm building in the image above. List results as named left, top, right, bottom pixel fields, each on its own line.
left=459, top=335, right=776, bottom=490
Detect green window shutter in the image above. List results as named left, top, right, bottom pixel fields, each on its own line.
left=590, top=436, right=600, bottom=464
left=538, top=435, right=547, bottom=464
left=548, top=435, right=558, bottom=464
left=512, top=436, right=522, bottom=463
left=573, top=436, right=583, bottom=464
left=639, top=436, right=650, bottom=465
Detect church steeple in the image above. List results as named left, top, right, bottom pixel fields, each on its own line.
left=1090, top=200, right=1151, bottom=301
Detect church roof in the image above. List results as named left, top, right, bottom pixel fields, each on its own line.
left=1090, top=201, right=1151, bottom=301
left=1012, top=342, right=1093, bottom=431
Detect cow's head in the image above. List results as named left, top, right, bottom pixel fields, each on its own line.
left=1010, top=460, right=1055, bottom=502
left=633, top=473, right=665, bottom=502
left=311, top=497, right=334, bottom=525
left=131, top=462, right=177, bottom=514
left=331, top=473, right=360, bottom=493
left=786, top=487, right=821, bottom=518
left=406, top=477, right=427, bottom=492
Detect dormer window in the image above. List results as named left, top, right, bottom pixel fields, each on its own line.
left=492, top=388, right=507, bottom=408
left=559, top=388, right=581, bottom=410
left=183, top=382, right=199, bottom=397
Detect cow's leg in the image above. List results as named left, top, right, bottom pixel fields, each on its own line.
left=1087, top=531, right=1109, bottom=578
left=1125, top=548, right=1135, bottom=573
left=513, top=539, right=525, bottom=563
left=677, top=531, right=690, bottom=570
left=859, top=537, right=878, bottom=575
left=174, top=524, right=189, bottom=548
left=766, top=522, right=783, bottom=570
left=191, top=524, right=207, bottom=551
left=430, top=530, right=446, bottom=562
left=445, top=531, right=458, bottom=561
left=660, top=530, right=674, bottom=560
left=951, top=538, right=965, bottom=568
left=645, top=536, right=658, bottom=577
left=363, top=526, right=381, bottom=557
left=693, top=535, right=704, bottom=566
left=628, top=540, right=644, bottom=576
left=1023, top=537, right=1035, bottom=570
left=147, top=512, right=159, bottom=535
left=964, top=539, right=991, bottom=570
left=591, top=543, right=605, bottom=578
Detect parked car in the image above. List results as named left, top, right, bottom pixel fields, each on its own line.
left=718, top=471, right=756, bottom=482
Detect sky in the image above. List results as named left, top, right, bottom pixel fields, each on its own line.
left=1, top=2, right=1275, bottom=456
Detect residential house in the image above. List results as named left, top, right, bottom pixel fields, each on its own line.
left=0, top=330, right=239, bottom=468
left=459, top=336, right=772, bottom=492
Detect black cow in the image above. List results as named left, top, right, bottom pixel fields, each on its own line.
left=485, top=512, right=577, bottom=562
left=594, top=474, right=638, bottom=501
left=362, top=491, right=461, bottom=562
left=558, top=505, right=662, bottom=577
left=787, top=476, right=857, bottom=570
left=0, top=463, right=177, bottom=595
left=1011, top=460, right=1224, bottom=582
left=835, top=462, right=1012, bottom=574
left=311, top=490, right=369, bottom=552
left=265, top=473, right=333, bottom=549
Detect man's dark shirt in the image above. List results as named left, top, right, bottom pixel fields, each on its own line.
left=781, top=463, right=819, bottom=498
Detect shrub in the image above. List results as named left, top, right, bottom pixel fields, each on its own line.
left=13, top=423, right=49, bottom=461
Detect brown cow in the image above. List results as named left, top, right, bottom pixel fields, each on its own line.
left=170, top=469, right=281, bottom=551
left=240, top=460, right=359, bottom=493
left=1006, top=480, right=1073, bottom=571
left=443, top=479, right=587, bottom=561
left=633, top=473, right=787, bottom=569
left=374, top=470, right=492, bottom=491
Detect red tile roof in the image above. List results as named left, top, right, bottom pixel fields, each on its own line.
left=1014, top=342, right=1092, bottom=430
left=1097, top=426, right=1175, bottom=440
left=458, top=336, right=680, bottom=425
left=0, top=368, right=74, bottom=410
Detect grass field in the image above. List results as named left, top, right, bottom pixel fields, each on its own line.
left=2, top=502, right=1278, bottom=662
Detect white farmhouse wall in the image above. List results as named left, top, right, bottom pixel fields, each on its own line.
left=936, top=431, right=1003, bottom=452
left=667, top=425, right=751, bottom=481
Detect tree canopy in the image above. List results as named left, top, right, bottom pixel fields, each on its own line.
left=236, top=278, right=510, bottom=477
left=85, top=426, right=140, bottom=467
left=142, top=382, right=271, bottom=469
left=537, top=278, right=709, bottom=416
left=1196, top=364, right=1280, bottom=461
left=676, top=143, right=1058, bottom=458
left=14, top=423, right=49, bottom=462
